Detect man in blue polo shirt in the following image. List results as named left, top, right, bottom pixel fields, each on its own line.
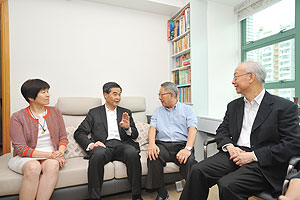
left=146, top=81, right=198, bottom=200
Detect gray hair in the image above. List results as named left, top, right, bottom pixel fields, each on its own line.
left=161, top=81, right=178, bottom=98
left=241, top=61, right=266, bottom=83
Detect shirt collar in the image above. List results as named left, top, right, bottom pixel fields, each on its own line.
left=105, top=104, right=117, bottom=113
left=164, top=101, right=179, bottom=111
left=243, top=89, right=265, bottom=105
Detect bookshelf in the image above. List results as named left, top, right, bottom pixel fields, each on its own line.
left=168, top=3, right=191, bottom=103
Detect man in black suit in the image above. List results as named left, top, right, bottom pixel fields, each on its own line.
left=180, top=61, right=300, bottom=200
left=74, top=82, right=142, bottom=200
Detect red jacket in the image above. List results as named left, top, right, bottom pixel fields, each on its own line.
left=10, top=106, right=68, bottom=157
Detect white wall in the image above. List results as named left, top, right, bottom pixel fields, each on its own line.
left=206, top=1, right=240, bottom=118
left=8, top=0, right=241, bottom=121
left=9, top=0, right=170, bottom=114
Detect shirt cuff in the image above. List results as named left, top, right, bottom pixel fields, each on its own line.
left=86, top=143, right=94, bottom=151
left=222, top=143, right=233, bottom=152
left=252, top=151, right=258, bottom=162
left=125, top=127, right=132, bottom=136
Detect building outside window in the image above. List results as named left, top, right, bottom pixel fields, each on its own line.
left=241, top=0, right=299, bottom=101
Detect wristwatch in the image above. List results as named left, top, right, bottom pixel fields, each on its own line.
left=252, top=152, right=258, bottom=162
left=185, top=146, right=192, bottom=151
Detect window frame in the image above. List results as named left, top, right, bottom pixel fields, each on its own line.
left=241, top=0, right=300, bottom=98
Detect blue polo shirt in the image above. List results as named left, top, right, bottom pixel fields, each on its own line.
left=150, top=102, right=198, bottom=142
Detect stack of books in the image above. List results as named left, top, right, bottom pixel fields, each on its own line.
left=168, top=5, right=190, bottom=41
left=178, top=86, right=191, bottom=103
left=173, top=33, right=190, bottom=54
left=176, top=52, right=191, bottom=68
left=172, top=68, right=191, bottom=85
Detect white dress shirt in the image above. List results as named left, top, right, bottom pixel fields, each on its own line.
left=87, top=105, right=132, bottom=150
left=105, top=105, right=121, bottom=141
left=222, top=89, right=265, bottom=157
left=237, top=89, right=265, bottom=147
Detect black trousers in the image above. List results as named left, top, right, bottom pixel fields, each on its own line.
left=180, top=151, right=273, bottom=200
left=146, top=141, right=197, bottom=189
left=88, top=139, right=142, bottom=199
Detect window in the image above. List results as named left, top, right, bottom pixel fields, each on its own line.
left=245, top=0, right=295, bottom=42
left=241, top=0, right=299, bottom=101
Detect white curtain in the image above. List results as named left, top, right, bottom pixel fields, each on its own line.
left=234, top=0, right=282, bottom=21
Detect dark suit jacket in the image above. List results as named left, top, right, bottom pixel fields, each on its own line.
left=74, top=105, right=140, bottom=153
left=215, top=91, right=300, bottom=192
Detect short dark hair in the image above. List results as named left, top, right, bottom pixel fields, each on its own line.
left=21, top=79, right=50, bottom=103
left=102, top=82, right=122, bottom=94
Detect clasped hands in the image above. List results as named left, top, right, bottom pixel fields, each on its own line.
left=226, top=144, right=254, bottom=166
left=49, top=151, right=66, bottom=168
left=146, top=144, right=191, bottom=164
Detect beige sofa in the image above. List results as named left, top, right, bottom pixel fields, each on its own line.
left=0, top=97, right=183, bottom=200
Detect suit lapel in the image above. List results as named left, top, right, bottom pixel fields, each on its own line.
left=252, top=92, right=273, bottom=132
left=236, top=98, right=244, bottom=135
left=116, top=107, right=123, bottom=137
left=99, top=105, right=108, bottom=131
left=117, top=107, right=122, bottom=124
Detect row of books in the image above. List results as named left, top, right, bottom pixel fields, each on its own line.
left=173, top=68, right=191, bottom=85
left=176, top=52, right=191, bottom=68
left=173, top=33, right=190, bottom=54
left=167, top=6, right=190, bottom=41
left=178, top=86, right=191, bottom=103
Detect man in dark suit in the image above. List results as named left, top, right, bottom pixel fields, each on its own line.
left=180, top=61, right=300, bottom=200
left=74, top=82, right=142, bottom=200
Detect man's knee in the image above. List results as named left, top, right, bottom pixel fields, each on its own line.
left=123, top=146, right=140, bottom=161
left=91, top=147, right=107, bottom=161
left=218, top=176, right=234, bottom=191
left=189, top=163, right=202, bottom=175
left=185, top=156, right=197, bottom=166
left=147, top=157, right=163, bottom=166
left=186, top=161, right=209, bottom=180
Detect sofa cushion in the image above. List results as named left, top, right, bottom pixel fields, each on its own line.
left=64, top=126, right=87, bottom=159
left=56, top=157, right=114, bottom=189
left=0, top=153, right=22, bottom=196
left=0, top=153, right=116, bottom=196
left=119, top=97, right=147, bottom=123
left=134, top=121, right=150, bottom=151
left=56, top=97, right=102, bottom=116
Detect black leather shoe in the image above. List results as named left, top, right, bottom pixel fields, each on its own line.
left=155, top=192, right=169, bottom=200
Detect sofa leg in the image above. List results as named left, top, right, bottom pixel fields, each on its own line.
left=175, top=180, right=183, bottom=192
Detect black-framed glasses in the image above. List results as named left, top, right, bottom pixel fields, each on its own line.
left=158, top=93, right=171, bottom=97
left=233, top=73, right=251, bottom=80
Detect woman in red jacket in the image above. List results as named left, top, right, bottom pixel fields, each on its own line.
left=8, top=79, right=68, bottom=200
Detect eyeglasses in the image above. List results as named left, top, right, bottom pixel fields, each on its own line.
left=158, top=93, right=171, bottom=97
left=233, top=73, right=251, bottom=80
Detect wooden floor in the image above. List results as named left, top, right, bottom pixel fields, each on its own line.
left=101, top=183, right=261, bottom=200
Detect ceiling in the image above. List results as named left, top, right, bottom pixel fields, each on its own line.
left=210, top=0, right=245, bottom=7
left=82, top=0, right=246, bottom=16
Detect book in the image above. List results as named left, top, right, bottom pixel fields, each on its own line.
left=168, top=20, right=175, bottom=41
